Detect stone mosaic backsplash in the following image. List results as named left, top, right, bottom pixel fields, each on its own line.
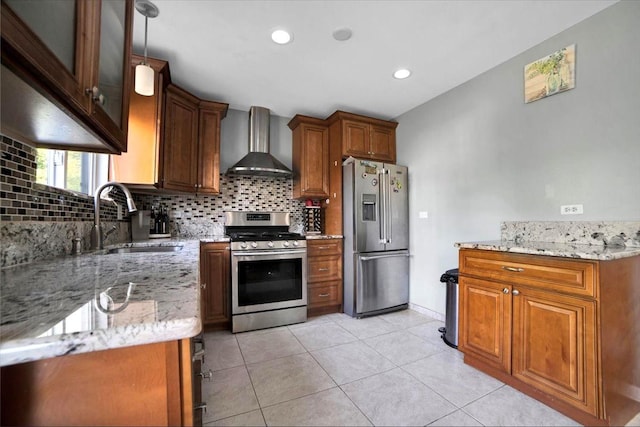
left=501, top=221, right=640, bottom=247
left=1, top=135, right=306, bottom=267
left=134, top=176, right=306, bottom=237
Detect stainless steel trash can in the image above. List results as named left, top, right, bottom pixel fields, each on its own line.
left=439, top=268, right=459, bottom=348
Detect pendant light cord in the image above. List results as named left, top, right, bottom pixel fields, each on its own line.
left=143, top=15, right=149, bottom=65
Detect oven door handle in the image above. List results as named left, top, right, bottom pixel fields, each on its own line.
left=232, top=250, right=307, bottom=257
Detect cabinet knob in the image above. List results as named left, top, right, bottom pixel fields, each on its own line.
left=502, top=288, right=509, bottom=294
left=512, top=289, right=520, bottom=296
left=201, top=283, right=207, bottom=289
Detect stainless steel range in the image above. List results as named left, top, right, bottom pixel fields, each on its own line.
left=225, top=211, right=307, bottom=333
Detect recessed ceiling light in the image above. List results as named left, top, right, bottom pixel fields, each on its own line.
left=271, top=29, right=293, bottom=45
left=332, top=28, right=352, bottom=42
left=393, top=69, right=411, bottom=79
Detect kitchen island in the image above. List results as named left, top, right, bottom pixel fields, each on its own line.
left=0, top=238, right=214, bottom=426
left=455, top=239, right=640, bottom=426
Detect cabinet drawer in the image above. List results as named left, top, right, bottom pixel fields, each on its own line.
left=460, top=249, right=596, bottom=298
left=308, top=255, right=342, bottom=282
left=309, top=283, right=341, bottom=306
left=307, top=239, right=342, bottom=256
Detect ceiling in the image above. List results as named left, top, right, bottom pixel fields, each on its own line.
left=132, top=0, right=616, bottom=120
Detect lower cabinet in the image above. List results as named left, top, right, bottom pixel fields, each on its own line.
left=1, top=339, right=196, bottom=426
left=199, top=242, right=231, bottom=330
left=458, top=248, right=640, bottom=426
left=307, top=238, right=343, bottom=316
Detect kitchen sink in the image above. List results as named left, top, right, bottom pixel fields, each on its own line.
left=106, top=245, right=183, bottom=254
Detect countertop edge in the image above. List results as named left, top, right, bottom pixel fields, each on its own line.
left=455, top=240, right=640, bottom=261
left=0, top=317, right=202, bottom=367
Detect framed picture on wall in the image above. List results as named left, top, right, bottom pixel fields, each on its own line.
left=524, top=44, right=576, bottom=103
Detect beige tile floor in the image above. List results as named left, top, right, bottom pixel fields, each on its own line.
left=201, top=309, right=582, bottom=427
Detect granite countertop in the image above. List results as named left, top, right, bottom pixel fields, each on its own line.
left=306, top=234, right=344, bottom=239
left=0, top=238, right=208, bottom=367
left=455, top=240, right=640, bottom=261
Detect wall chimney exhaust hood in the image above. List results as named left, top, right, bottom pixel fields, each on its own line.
left=226, top=106, right=292, bottom=177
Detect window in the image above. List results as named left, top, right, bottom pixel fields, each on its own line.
left=35, top=148, right=109, bottom=195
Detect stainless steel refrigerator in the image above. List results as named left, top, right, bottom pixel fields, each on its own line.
left=343, top=159, right=410, bottom=317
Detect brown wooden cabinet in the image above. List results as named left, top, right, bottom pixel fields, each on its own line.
left=307, top=239, right=343, bottom=316
left=458, top=248, right=640, bottom=426
left=200, top=242, right=231, bottom=329
left=288, top=115, right=329, bottom=199
left=327, top=111, right=397, bottom=163
left=111, top=79, right=228, bottom=194
left=1, top=339, right=195, bottom=426
left=161, top=84, right=228, bottom=194
left=1, top=0, right=133, bottom=153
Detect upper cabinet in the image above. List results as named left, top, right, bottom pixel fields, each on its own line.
left=1, top=0, right=133, bottom=153
left=160, top=84, right=228, bottom=193
left=288, top=115, right=330, bottom=200
left=110, top=74, right=228, bottom=194
left=326, top=111, right=398, bottom=163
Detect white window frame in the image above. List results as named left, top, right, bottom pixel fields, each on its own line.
left=38, top=149, right=109, bottom=196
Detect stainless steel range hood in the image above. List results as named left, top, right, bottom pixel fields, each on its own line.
left=226, top=106, right=292, bottom=177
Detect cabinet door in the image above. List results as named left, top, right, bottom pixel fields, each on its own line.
left=2, top=0, right=89, bottom=111
left=87, top=0, right=133, bottom=152
left=162, top=86, right=199, bottom=192
left=200, top=243, right=231, bottom=328
left=459, top=276, right=512, bottom=373
left=342, top=120, right=370, bottom=158
left=370, top=125, right=396, bottom=163
left=512, top=287, right=598, bottom=416
left=197, top=106, right=222, bottom=194
left=298, top=123, right=329, bottom=198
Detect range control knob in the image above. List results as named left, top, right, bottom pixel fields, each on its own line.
left=251, top=241, right=258, bottom=248
left=240, top=242, right=248, bottom=249
left=267, top=241, right=274, bottom=248
left=293, top=241, right=299, bottom=247
left=283, top=241, right=290, bottom=247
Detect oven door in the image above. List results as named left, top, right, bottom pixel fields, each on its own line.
left=231, top=249, right=307, bottom=315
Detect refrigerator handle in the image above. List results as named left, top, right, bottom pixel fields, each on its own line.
left=360, top=253, right=411, bottom=261
left=380, top=168, right=391, bottom=244
left=378, top=169, right=387, bottom=244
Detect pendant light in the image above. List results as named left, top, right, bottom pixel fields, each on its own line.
left=134, top=0, right=159, bottom=96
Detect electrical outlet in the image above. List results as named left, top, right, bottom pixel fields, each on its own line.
left=418, top=211, right=429, bottom=219
left=560, top=204, right=583, bottom=215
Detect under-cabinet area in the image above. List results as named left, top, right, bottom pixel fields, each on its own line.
left=457, top=248, right=640, bottom=426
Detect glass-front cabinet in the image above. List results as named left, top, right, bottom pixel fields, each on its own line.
left=1, top=0, right=133, bottom=153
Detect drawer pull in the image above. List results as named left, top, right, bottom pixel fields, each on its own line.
left=318, top=293, right=330, bottom=297
left=502, top=266, right=524, bottom=272
left=198, top=369, right=213, bottom=380
left=316, top=246, right=330, bottom=250
left=194, top=403, right=207, bottom=413
left=318, top=267, right=329, bottom=272
left=192, top=349, right=205, bottom=363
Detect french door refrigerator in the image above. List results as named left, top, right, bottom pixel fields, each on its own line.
left=343, top=159, right=410, bottom=317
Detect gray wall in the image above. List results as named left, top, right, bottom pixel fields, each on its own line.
left=395, top=1, right=640, bottom=315
left=220, top=109, right=292, bottom=172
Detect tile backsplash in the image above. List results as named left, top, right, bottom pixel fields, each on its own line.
left=1, top=135, right=306, bottom=267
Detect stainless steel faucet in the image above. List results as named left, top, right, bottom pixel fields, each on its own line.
left=91, top=182, right=137, bottom=250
